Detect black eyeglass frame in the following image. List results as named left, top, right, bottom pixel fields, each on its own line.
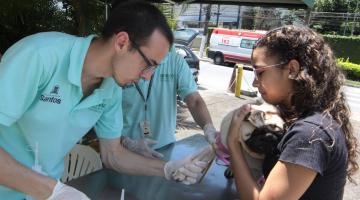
left=252, top=61, right=289, bottom=80
left=131, top=41, right=159, bottom=74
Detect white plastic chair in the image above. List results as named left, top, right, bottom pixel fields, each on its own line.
left=61, top=144, right=102, bottom=182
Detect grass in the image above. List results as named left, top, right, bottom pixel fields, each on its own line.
left=346, top=79, right=360, bottom=88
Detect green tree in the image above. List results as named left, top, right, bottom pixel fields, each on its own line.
left=155, top=3, right=176, bottom=30
left=313, top=0, right=359, bottom=35
left=239, top=7, right=253, bottom=30
left=0, top=0, right=106, bottom=53
left=60, top=0, right=106, bottom=36
left=0, top=0, right=69, bottom=52
left=314, top=0, right=348, bottom=12
left=253, top=7, right=282, bottom=30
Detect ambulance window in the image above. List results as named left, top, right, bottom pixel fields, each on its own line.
left=240, top=39, right=257, bottom=49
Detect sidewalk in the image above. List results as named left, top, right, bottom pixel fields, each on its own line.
left=176, top=89, right=253, bottom=140
left=175, top=89, right=360, bottom=200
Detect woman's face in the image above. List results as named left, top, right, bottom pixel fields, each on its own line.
left=251, top=47, right=293, bottom=108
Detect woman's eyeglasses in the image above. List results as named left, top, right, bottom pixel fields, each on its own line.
left=252, top=62, right=288, bottom=80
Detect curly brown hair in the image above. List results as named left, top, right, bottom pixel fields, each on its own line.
left=254, top=25, right=359, bottom=183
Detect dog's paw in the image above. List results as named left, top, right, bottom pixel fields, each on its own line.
left=224, top=168, right=234, bottom=179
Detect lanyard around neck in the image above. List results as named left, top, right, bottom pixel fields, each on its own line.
left=134, top=75, right=154, bottom=111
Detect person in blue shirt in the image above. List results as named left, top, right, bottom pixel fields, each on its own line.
left=0, top=1, right=209, bottom=200
left=120, top=45, right=218, bottom=158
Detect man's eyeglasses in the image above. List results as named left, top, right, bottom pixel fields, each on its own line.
left=131, top=42, right=158, bottom=74
left=252, top=62, right=288, bottom=80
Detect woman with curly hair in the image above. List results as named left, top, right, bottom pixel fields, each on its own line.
left=227, top=25, right=359, bottom=200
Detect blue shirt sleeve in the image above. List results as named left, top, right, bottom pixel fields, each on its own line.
left=175, top=53, right=198, bottom=100
left=0, top=45, right=46, bottom=126
left=94, top=87, right=123, bottom=139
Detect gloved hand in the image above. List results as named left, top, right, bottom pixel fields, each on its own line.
left=121, top=136, right=163, bottom=158
left=164, top=145, right=215, bottom=185
left=46, top=181, right=89, bottom=200
left=203, top=123, right=217, bottom=144
left=172, top=162, right=208, bottom=185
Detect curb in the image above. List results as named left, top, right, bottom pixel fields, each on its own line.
left=198, top=56, right=212, bottom=63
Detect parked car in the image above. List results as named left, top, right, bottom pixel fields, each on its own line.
left=174, top=44, right=199, bottom=83
left=173, top=29, right=200, bottom=83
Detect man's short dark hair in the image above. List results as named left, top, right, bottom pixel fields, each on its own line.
left=102, top=0, right=173, bottom=47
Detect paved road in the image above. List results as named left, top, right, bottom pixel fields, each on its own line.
left=344, top=86, right=360, bottom=121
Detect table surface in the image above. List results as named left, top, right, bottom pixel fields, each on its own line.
left=68, top=134, right=239, bottom=200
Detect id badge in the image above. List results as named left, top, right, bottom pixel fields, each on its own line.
left=140, top=120, right=151, bottom=136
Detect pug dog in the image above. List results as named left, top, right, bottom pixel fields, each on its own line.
left=216, top=101, right=285, bottom=181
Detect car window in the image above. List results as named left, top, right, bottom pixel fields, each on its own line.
left=173, top=29, right=198, bottom=41
left=240, top=39, right=257, bottom=49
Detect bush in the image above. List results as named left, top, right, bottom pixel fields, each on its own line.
left=337, top=58, right=360, bottom=81
left=324, top=35, right=360, bottom=64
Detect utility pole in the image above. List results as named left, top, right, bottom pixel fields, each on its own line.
left=105, top=1, right=109, bottom=20
left=199, top=4, right=203, bottom=28
left=237, top=6, right=244, bottom=29
left=200, top=4, right=212, bottom=58
left=216, top=4, right=221, bottom=27
left=351, top=0, right=359, bottom=36
left=203, top=4, right=212, bottom=36
left=344, top=13, right=349, bottom=35
left=343, top=0, right=351, bottom=35
left=304, top=8, right=312, bottom=25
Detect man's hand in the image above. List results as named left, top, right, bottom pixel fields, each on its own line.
left=121, top=136, right=164, bottom=159
left=164, top=145, right=215, bottom=185
left=203, top=123, right=217, bottom=144
left=46, top=181, right=89, bottom=200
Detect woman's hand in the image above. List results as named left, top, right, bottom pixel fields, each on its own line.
left=227, top=104, right=251, bottom=146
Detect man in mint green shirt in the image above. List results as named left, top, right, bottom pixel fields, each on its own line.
left=0, top=2, right=210, bottom=199
left=121, top=46, right=218, bottom=158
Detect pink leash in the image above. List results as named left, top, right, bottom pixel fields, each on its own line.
left=214, top=133, right=266, bottom=187
left=214, top=133, right=231, bottom=165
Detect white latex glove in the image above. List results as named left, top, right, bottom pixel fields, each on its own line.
left=164, top=145, right=215, bottom=184
left=121, top=136, right=164, bottom=158
left=46, top=181, right=89, bottom=200
left=203, top=123, right=217, bottom=144
left=193, top=144, right=216, bottom=164
left=173, top=163, right=207, bottom=185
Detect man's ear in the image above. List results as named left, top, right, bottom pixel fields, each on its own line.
left=113, top=31, right=130, bottom=52
left=287, top=59, right=300, bottom=79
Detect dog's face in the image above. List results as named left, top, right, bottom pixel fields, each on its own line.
left=219, top=102, right=284, bottom=159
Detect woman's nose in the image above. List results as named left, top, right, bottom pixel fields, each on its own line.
left=252, top=78, right=259, bottom=88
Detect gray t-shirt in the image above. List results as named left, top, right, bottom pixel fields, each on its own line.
left=278, top=112, right=348, bottom=200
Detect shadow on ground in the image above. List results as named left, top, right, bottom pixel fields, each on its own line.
left=176, top=100, right=201, bottom=130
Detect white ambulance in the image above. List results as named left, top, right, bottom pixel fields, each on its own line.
left=207, top=28, right=266, bottom=65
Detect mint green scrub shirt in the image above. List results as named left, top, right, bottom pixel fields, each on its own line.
left=122, top=47, right=197, bottom=149
left=0, top=32, right=123, bottom=199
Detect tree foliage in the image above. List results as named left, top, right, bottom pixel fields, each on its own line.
left=314, top=0, right=358, bottom=13
left=312, top=0, right=359, bottom=35
left=0, top=0, right=106, bottom=53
